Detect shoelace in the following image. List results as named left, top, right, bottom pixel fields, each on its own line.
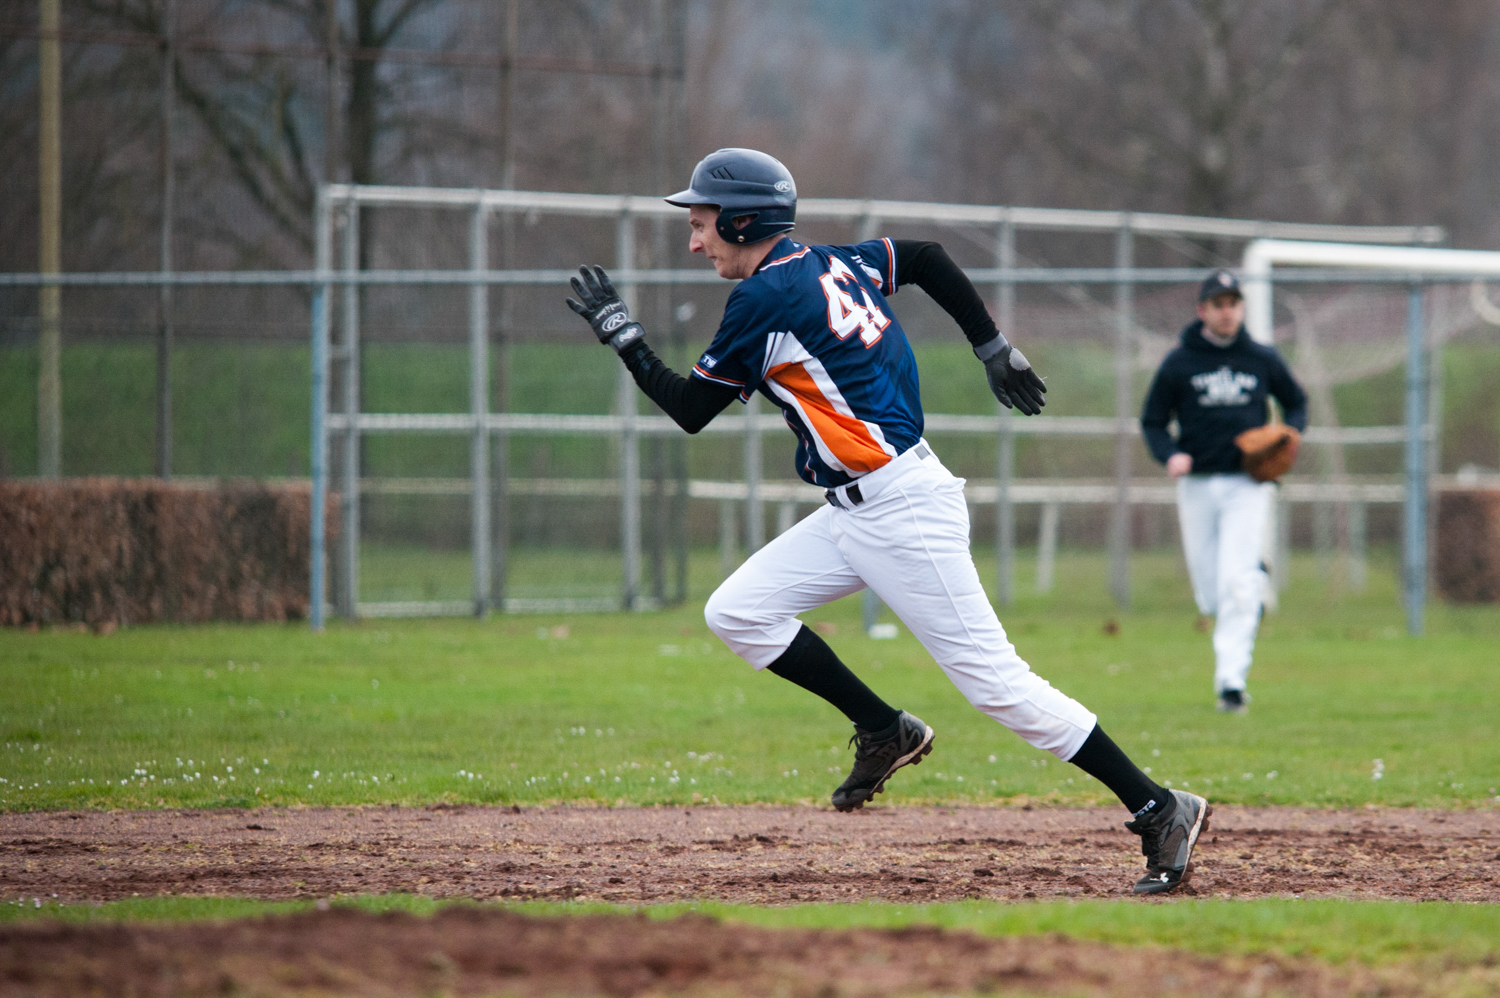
left=847, top=727, right=895, bottom=757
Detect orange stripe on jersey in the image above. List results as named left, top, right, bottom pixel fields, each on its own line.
left=762, top=245, right=811, bottom=270
left=768, top=362, right=892, bottom=473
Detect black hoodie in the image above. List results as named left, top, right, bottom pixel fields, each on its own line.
left=1140, top=320, right=1308, bottom=475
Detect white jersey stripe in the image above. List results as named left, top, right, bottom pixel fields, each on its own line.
left=761, top=332, right=899, bottom=475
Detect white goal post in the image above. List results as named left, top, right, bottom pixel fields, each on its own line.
left=1242, top=239, right=1500, bottom=635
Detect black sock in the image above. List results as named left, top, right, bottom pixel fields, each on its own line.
left=1067, top=724, right=1169, bottom=817
left=767, top=625, right=900, bottom=732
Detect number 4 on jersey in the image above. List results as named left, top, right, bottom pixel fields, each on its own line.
left=819, top=258, right=891, bottom=346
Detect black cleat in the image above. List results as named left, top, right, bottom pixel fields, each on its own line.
left=1125, top=789, right=1211, bottom=895
left=831, top=710, right=934, bottom=812
left=1216, top=689, right=1249, bottom=714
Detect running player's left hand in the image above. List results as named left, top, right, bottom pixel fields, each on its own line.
left=566, top=265, right=646, bottom=353
left=976, top=339, right=1047, bottom=415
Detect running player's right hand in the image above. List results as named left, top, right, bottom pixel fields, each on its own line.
left=975, top=338, right=1047, bottom=415
left=566, top=265, right=645, bottom=354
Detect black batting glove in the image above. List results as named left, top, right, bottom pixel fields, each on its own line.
left=975, top=335, right=1047, bottom=415
left=566, top=265, right=646, bottom=354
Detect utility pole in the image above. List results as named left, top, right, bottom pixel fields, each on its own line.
left=1109, top=223, right=1134, bottom=609
left=490, top=0, right=518, bottom=615
left=649, top=0, right=670, bottom=605
left=324, top=0, right=339, bottom=184
left=38, top=0, right=63, bottom=478
left=156, top=0, right=176, bottom=478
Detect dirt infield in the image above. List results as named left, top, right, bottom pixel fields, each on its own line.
left=4, top=905, right=1485, bottom=998
left=4, top=803, right=1497, bottom=904
left=4, top=804, right=1499, bottom=997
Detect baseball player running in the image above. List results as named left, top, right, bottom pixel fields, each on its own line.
left=1141, top=270, right=1308, bottom=713
left=568, top=148, right=1208, bottom=895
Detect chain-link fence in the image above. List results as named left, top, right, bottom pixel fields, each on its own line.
left=10, top=186, right=1500, bottom=634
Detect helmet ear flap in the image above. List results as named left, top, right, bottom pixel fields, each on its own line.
left=713, top=206, right=795, bottom=246
left=715, top=211, right=760, bottom=244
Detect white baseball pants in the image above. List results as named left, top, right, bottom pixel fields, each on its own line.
left=1175, top=473, right=1273, bottom=695
left=704, top=442, right=1097, bottom=760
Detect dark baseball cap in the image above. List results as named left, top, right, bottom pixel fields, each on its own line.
left=1199, top=269, right=1242, bottom=302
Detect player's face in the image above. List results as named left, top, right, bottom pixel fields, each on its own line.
left=1197, top=293, right=1245, bottom=339
left=687, top=205, right=734, bottom=276
left=687, top=205, right=762, bottom=280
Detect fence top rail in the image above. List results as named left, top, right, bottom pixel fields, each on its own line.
left=325, top=184, right=1444, bottom=245
left=7, top=267, right=1494, bottom=287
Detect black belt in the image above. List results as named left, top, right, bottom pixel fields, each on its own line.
left=824, top=483, right=864, bottom=509
left=822, top=444, right=930, bottom=510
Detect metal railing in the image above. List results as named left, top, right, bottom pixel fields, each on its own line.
left=305, top=184, right=1448, bottom=629
left=1, top=184, right=1459, bottom=631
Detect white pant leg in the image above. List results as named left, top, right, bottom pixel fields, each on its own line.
left=1176, top=476, right=1221, bottom=616
left=703, top=505, right=865, bottom=669
left=1211, top=476, right=1272, bottom=694
left=835, top=460, right=1097, bottom=760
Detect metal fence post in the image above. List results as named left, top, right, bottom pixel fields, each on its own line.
left=492, top=198, right=513, bottom=615
left=1348, top=496, right=1367, bottom=591
left=469, top=199, right=492, bottom=616
left=1037, top=501, right=1059, bottom=593
left=617, top=211, right=642, bottom=611
left=338, top=199, right=360, bottom=618
left=719, top=498, right=737, bottom=579
left=776, top=502, right=795, bottom=535
left=1275, top=491, right=1292, bottom=607
left=670, top=302, right=690, bottom=604
left=995, top=217, right=1016, bottom=606
left=744, top=393, right=763, bottom=554
left=310, top=188, right=332, bottom=632
left=1403, top=282, right=1427, bottom=636
left=1109, top=221, right=1134, bottom=609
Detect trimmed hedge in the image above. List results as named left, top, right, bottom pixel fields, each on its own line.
left=1435, top=489, right=1500, bottom=603
left=0, top=480, right=337, bottom=627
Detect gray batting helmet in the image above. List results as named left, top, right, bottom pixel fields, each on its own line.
left=665, top=148, right=797, bottom=245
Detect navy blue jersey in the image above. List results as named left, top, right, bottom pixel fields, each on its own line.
left=1140, top=320, right=1308, bottom=474
left=691, top=236, right=923, bottom=487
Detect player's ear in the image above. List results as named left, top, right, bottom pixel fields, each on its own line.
left=731, top=214, right=755, bottom=230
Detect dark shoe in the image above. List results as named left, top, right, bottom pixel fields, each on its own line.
left=830, top=710, right=934, bottom=812
left=1125, top=789, right=1211, bottom=895
left=1216, top=689, right=1249, bottom=714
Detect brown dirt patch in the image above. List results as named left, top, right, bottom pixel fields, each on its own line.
left=6, top=905, right=1488, bottom=998
left=3, top=803, right=1498, bottom=905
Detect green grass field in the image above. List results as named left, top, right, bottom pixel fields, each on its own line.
left=4, top=547, right=1498, bottom=978
left=4, top=894, right=1499, bottom=969
left=4, top=548, right=1497, bottom=812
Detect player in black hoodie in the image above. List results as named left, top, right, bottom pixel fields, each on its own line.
left=1140, top=270, right=1307, bottom=713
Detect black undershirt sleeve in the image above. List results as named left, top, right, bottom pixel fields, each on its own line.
left=891, top=240, right=1001, bottom=349
left=619, top=340, right=740, bottom=434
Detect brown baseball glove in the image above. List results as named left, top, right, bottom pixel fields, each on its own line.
left=1235, top=424, right=1301, bottom=482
